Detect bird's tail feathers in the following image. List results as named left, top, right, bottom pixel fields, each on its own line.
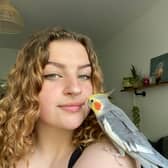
left=143, top=149, right=168, bottom=168
left=132, top=149, right=168, bottom=168
left=130, top=152, right=159, bottom=168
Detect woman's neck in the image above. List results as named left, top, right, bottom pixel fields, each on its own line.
left=16, top=122, right=76, bottom=168
left=34, top=121, right=75, bottom=161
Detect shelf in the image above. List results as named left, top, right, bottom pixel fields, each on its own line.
left=121, top=81, right=168, bottom=91
left=121, top=81, right=168, bottom=96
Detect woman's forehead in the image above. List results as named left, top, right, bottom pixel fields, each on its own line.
left=47, top=40, right=89, bottom=62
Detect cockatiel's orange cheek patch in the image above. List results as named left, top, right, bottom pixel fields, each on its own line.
left=94, top=101, right=102, bottom=110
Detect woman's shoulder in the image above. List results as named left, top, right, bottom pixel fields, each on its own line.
left=74, top=140, right=140, bottom=168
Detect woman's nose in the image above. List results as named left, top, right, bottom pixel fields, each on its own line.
left=63, top=76, right=81, bottom=96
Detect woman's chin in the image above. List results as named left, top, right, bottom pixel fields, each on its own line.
left=64, top=118, right=84, bottom=130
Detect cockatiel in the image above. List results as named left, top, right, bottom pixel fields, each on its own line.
left=87, top=93, right=168, bottom=168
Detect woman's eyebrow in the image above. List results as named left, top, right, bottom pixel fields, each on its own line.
left=47, top=61, right=91, bottom=69
left=47, top=61, right=65, bottom=68
left=78, top=64, right=91, bottom=70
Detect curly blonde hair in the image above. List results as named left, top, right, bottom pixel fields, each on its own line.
left=0, top=27, right=104, bottom=168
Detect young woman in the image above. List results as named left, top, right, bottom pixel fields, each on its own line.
left=0, top=27, right=139, bottom=168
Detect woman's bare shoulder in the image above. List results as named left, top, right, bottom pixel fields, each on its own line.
left=74, top=141, right=140, bottom=168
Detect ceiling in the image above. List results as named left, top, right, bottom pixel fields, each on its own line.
left=0, top=0, right=158, bottom=50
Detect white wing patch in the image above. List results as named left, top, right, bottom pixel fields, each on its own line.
left=135, top=144, right=154, bottom=154
left=103, top=118, right=126, bottom=151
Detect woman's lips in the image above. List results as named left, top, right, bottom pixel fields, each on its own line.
left=58, top=103, right=84, bottom=112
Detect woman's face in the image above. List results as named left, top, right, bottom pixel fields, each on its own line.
left=38, top=40, right=93, bottom=130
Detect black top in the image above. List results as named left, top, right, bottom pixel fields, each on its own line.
left=68, top=145, right=84, bottom=168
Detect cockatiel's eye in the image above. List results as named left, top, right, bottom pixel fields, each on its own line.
left=90, top=99, right=94, bottom=103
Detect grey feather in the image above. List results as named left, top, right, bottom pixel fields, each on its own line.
left=88, top=94, right=168, bottom=168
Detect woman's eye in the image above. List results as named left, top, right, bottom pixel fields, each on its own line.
left=43, top=73, right=63, bottom=80
left=78, top=74, right=91, bottom=80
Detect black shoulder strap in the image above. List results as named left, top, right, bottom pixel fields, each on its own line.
left=68, top=145, right=84, bottom=168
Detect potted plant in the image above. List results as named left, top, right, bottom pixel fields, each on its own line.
left=130, top=65, right=142, bottom=88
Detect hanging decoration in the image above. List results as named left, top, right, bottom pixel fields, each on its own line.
left=0, top=0, right=24, bottom=34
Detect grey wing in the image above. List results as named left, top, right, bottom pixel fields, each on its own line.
left=108, top=104, right=152, bottom=151
left=109, top=103, right=139, bottom=132
left=103, top=111, right=152, bottom=153
left=103, top=105, right=168, bottom=167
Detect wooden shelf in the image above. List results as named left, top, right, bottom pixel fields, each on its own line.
left=121, top=81, right=168, bottom=91
left=121, top=82, right=168, bottom=96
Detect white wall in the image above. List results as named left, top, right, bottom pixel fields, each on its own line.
left=100, top=1, right=168, bottom=141
left=0, top=48, right=17, bottom=79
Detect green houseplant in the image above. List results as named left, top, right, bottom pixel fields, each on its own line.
left=131, top=105, right=141, bottom=129
left=130, top=65, right=142, bottom=88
